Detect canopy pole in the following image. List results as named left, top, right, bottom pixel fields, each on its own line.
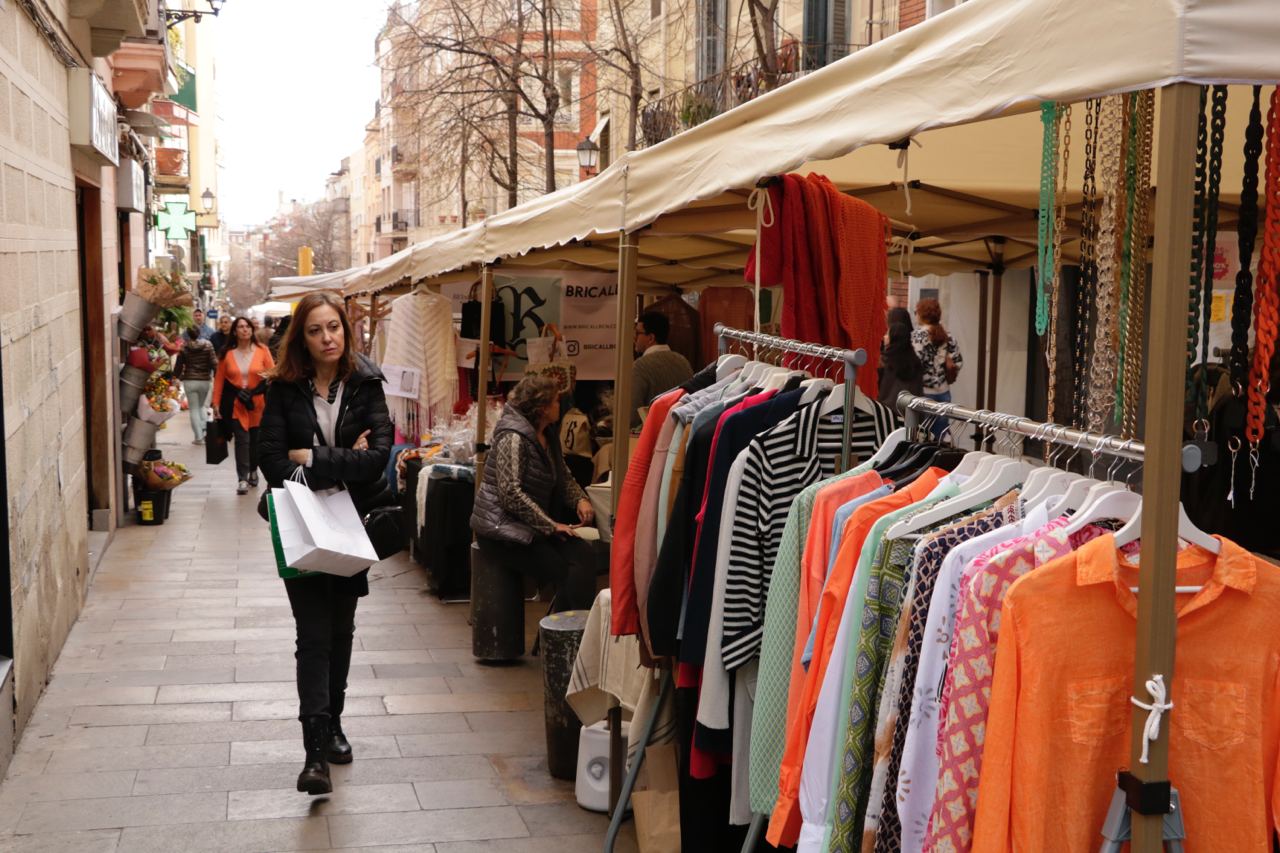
left=474, top=265, right=496, bottom=478
left=1127, top=82, right=1199, bottom=853
left=986, top=238, right=1006, bottom=411
left=976, top=269, right=990, bottom=416
left=367, top=293, right=380, bottom=356
left=611, top=233, right=640, bottom=514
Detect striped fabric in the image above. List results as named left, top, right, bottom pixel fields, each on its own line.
left=721, top=398, right=895, bottom=671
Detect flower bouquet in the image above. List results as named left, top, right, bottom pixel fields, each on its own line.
left=137, top=380, right=180, bottom=425
left=137, top=460, right=193, bottom=491
left=134, top=268, right=194, bottom=309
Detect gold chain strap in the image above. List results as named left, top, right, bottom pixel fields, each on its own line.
left=1046, top=105, right=1072, bottom=441
left=1122, top=91, right=1155, bottom=439
left=1088, top=95, right=1126, bottom=434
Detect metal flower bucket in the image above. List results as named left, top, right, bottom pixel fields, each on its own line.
left=122, top=417, right=159, bottom=468
left=119, top=366, right=150, bottom=417
left=118, top=292, right=160, bottom=344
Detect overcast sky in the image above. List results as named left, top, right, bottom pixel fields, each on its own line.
left=215, top=1, right=389, bottom=227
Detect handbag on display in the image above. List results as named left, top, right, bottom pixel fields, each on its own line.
left=524, top=323, right=576, bottom=393
left=460, top=280, right=507, bottom=348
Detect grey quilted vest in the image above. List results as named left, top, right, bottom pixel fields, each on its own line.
left=470, top=407, right=560, bottom=544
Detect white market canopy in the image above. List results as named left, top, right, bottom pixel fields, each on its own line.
left=270, top=0, right=1280, bottom=299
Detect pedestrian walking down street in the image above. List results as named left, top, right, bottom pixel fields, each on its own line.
left=259, top=291, right=395, bottom=796
left=213, top=317, right=274, bottom=495
left=173, top=325, right=218, bottom=444
left=209, top=313, right=233, bottom=355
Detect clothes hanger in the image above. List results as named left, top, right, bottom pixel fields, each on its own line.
left=887, top=415, right=1030, bottom=539
left=716, top=353, right=747, bottom=380
left=799, top=377, right=834, bottom=405
left=1023, top=425, right=1084, bottom=510
left=1015, top=424, right=1056, bottom=497
left=1042, top=433, right=1102, bottom=518
left=1060, top=443, right=1140, bottom=536
left=867, top=427, right=907, bottom=467
left=928, top=405, right=991, bottom=480
left=1113, top=503, right=1220, bottom=594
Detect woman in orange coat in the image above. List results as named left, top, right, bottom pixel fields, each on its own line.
left=213, top=316, right=276, bottom=495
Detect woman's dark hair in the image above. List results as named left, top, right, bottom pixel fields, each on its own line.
left=263, top=292, right=358, bottom=383
left=508, top=375, right=560, bottom=422
left=224, top=316, right=255, bottom=356
left=884, top=322, right=923, bottom=382
left=887, top=306, right=912, bottom=329
left=185, top=326, right=201, bottom=342
left=915, top=298, right=947, bottom=345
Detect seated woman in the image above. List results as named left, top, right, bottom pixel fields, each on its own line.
left=470, top=375, right=598, bottom=614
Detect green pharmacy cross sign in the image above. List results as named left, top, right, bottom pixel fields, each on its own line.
left=156, top=201, right=198, bottom=240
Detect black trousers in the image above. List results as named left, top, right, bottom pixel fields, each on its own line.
left=476, top=534, right=598, bottom=612
left=232, top=424, right=260, bottom=481
left=284, top=575, right=359, bottom=720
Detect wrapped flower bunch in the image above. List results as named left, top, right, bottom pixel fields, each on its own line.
left=138, top=382, right=180, bottom=425
left=138, top=460, right=192, bottom=491
left=134, top=268, right=194, bottom=309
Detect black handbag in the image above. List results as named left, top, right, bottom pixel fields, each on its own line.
left=460, top=281, right=508, bottom=347
left=363, top=504, right=408, bottom=560
left=206, top=431, right=229, bottom=466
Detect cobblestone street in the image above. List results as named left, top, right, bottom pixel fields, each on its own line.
left=0, top=417, right=634, bottom=852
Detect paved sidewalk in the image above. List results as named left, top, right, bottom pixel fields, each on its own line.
left=0, top=415, right=635, bottom=853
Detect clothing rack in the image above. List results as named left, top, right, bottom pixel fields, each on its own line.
left=713, top=324, right=869, bottom=472
left=896, top=392, right=1204, bottom=473
left=604, top=327, right=867, bottom=853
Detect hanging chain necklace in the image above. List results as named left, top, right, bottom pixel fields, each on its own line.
left=1087, top=95, right=1125, bottom=435
left=1046, top=105, right=1072, bottom=434
left=1185, top=87, right=1210, bottom=447
left=1074, top=100, right=1100, bottom=429
left=1122, top=91, right=1154, bottom=440
left=1193, top=86, right=1229, bottom=463
left=1116, top=93, right=1141, bottom=428
left=1037, top=102, right=1061, bottom=337
left=1246, top=86, right=1280, bottom=499
left=1226, top=86, right=1264, bottom=506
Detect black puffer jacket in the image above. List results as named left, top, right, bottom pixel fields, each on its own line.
left=259, top=354, right=395, bottom=595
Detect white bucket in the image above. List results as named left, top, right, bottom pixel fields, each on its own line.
left=575, top=719, right=629, bottom=813
left=122, top=417, right=159, bottom=467
left=119, top=366, right=150, bottom=417
left=118, top=293, right=160, bottom=344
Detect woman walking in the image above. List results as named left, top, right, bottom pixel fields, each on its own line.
left=213, top=317, right=274, bottom=495
left=470, top=375, right=598, bottom=615
left=259, top=292, right=394, bottom=796
left=173, top=326, right=217, bottom=444
left=910, top=297, right=963, bottom=437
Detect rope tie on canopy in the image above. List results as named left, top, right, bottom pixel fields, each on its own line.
left=892, top=137, right=922, bottom=216
left=747, top=185, right=777, bottom=335
left=888, top=235, right=914, bottom=281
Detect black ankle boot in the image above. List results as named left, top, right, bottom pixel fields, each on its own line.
left=296, top=715, right=332, bottom=795
left=327, top=717, right=353, bottom=765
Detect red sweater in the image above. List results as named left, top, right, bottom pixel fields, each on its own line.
left=609, top=388, right=685, bottom=636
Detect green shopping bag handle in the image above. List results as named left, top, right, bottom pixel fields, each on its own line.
left=267, top=491, right=317, bottom=580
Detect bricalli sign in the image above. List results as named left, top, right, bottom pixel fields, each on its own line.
left=444, top=271, right=618, bottom=381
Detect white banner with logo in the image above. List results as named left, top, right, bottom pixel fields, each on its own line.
left=443, top=270, right=618, bottom=381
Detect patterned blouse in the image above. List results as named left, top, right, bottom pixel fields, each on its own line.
left=911, top=328, right=964, bottom=394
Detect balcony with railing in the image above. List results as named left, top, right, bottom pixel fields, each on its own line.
left=638, top=39, right=867, bottom=148
left=391, top=209, right=421, bottom=232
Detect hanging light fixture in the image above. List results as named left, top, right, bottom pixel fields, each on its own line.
left=201, top=188, right=215, bottom=213
left=576, top=137, right=600, bottom=173
left=164, top=0, right=227, bottom=28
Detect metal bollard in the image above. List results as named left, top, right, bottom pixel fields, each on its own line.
left=470, top=541, right=525, bottom=661
left=538, top=610, right=588, bottom=781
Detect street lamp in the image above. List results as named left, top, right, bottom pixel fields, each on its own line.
left=576, top=137, right=599, bottom=174
left=164, top=0, right=226, bottom=28
left=201, top=188, right=215, bottom=213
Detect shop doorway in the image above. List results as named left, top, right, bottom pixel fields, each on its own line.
left=76, top=183, right=114, bottom=530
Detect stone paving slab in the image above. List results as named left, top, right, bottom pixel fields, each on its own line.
left=0, top=421, right=635, bottom=851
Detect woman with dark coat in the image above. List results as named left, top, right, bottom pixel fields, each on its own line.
left=259, top=292, right=395, bottom=796
left=470, top=375, right=598, bottom=617
left=878, top=321, right=926, bottom=408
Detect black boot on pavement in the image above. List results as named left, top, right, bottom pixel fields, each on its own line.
left=327, top=717, right=353, bottom=764
left=297, top=715, right=332, bottom=795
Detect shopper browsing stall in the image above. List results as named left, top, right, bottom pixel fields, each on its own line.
left=212, top=317, right=274, bottom=495
left=259, top=291, right=395, bottom=796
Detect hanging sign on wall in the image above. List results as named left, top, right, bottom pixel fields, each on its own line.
left=443, top=270, right=618, bottom=381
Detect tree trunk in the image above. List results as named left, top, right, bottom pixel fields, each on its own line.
left=628, top=59, right=642, bottom=150
left=544, top=115, right=557, bottom=192
left=506, top=85, right=519, bottom=209
left=460, top=129, right=470, bottom=227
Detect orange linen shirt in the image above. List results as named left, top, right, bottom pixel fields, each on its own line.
left=768, top=469, right=943, bottom=847
left=972, top=534, right=1280, bottom=853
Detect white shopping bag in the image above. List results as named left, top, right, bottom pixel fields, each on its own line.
left=279, top=479, right=379, bottom=577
